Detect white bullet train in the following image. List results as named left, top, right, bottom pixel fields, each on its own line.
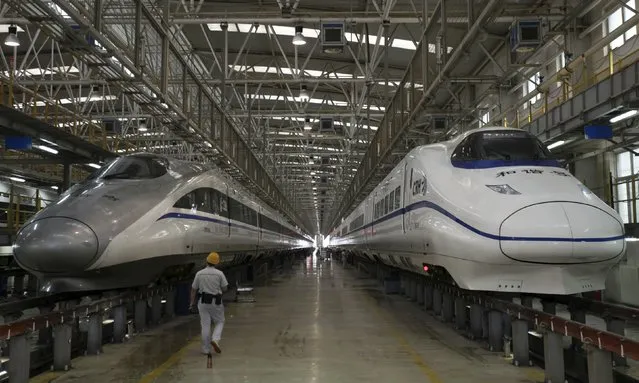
left=12, top=153, right=313, bottom=292
left=328, top=127, right=626, bottom=295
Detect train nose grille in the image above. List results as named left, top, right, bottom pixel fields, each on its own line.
left=13, top=217, right=99, bottom=273
left=499, top=202, right=624, bottom=264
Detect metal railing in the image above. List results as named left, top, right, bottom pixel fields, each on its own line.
left=612, top=174, right=639, bottom=224
left=0, top=186, right=54, bottom=235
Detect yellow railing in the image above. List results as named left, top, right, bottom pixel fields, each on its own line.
left=0, top=187, right=54, bottom=234
left=509, top=44, right=639, bottom=128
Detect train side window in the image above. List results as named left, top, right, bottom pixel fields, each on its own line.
left=389, top=190, right=395, bottom=211
left=173, top=193, right=193, bottom=209
left=394, top=186, right=401, bottom=209
left=451, top=135, right=479, bottom=161
left=194, top=189, right=211, bottom=213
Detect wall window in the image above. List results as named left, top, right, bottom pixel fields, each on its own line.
left=614, top=151, right=639, bottom=223
left=523, top=72, right=542, bottom=107
left=480, top=111, right=490, bottom=126
left=604, top=1, right=637, bottom=54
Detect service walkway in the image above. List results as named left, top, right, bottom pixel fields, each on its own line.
left=32, top=255, right=545, bottom=383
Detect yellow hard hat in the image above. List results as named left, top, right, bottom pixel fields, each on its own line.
left=206, top=252, right=220, bottom=265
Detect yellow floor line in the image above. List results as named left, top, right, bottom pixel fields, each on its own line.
left=29, top=371, right=65, bottom=383
left=137, top=337, right=199, bottom=383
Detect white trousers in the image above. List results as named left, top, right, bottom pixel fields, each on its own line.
left=198, top=302, right=225, bottom=353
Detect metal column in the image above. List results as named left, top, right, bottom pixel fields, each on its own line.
left=442, top=292, right=453, bottom=322
left=165, top=289, right=176, bottom=319
left=470, top=304, right=483, bottom=339
left=543, top=331, right=565, bottom=383
left=87, top=314, right=103, bottom=355
left=416, top=280, right=424, bottom=305
left=432, top=288, right=442, bottom=316
left=152, top=294, right=162, bottom=324
left=606, top=318, right=627, bottom=367
left=570, top=309, right=586, bottom=350
left=424, top=284, right=433, bottom=310
left=9, top=334, right=29, bottom=383
left=62, top=163, right=72, bottom=191
left=135, top=299, right=146, bottom=333
left=586, top=346, right=613, bottom=383
left=488, top=310, right=504, bottom=352
left=53, top=324, right=72, bottom=371
left=454, top=297, right=466, bottom=330
left=113, top=306, right=127, bottom=343
left=511, top=319, right=530, bottom=367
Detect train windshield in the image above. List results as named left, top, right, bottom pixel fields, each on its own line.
left=88, top=155, right=168, bottom=180
left=452, top=130, right=553, bottom=165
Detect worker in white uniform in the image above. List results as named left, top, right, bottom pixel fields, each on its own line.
left=190, top=251, right=228, bottom=355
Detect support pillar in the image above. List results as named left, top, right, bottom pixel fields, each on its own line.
left=135, top=299, right=146, bottom=333
left=442, top=292, right=453, bottom=322
left=53, top=324, right=72, bottom=371
left=62, top=163, right=72, bottom=191
left=165, top=289, right=175, bottom=319
left=87, top=314, right=103, bottom=355
left=13, top=274, right=24, bottom=294
left=521, top=296, right=534, bottom=307
left=37, top=306, right=53, bottom=346
left=410, top=278, right=417, bottom=301
left=432, top=288, right=442, bottom=316
left=454, top=297, right=466, bottom=330
left=511, top=319, right=530, bottom=367
left=416, top=280, right=424, bottom=305
left=424, top=284, right=433, bottom=310
left=8, top=334, right=29, bottom=383
left=152, top=294, right=162, bottom=325
left=470, top=304, right=483, bottom=339
left=488, top=310, right=504, bottom=352
left=570, top=309, right=586, bottom=350
left=543, top=331, right=565, bottom=383
left=586, top=347, right=614, bottom=383
left=113, top=306, right=127, bottom=343
left=27, top=274, right=38, bottom=293
left=606, top=318, right=627, bottom=367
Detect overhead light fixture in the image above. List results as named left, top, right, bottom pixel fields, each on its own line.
left=292, top=25, right=306, bottom=46
left=299, top=85, right=309, bottom=102
left=139, top=119, right=148, bottom=132
left=40, top=138, right=58, bottom=147
left=4, top=24, right=19, bottom=47
left=304, top=117, right=312, bottom=131
left=8, top=176, right=25, bottom=183
left=610, top=110, right=639, bottom=123
left=51, top=185, right=59, bottom=190
left=35, top=144, right=58, bottom=154
left=547, top=140, right=565, bottom=150
left=88, top=163, right=101, bottom=169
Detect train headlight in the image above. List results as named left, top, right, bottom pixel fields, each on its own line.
left=486, top=184, right=521, bottom=195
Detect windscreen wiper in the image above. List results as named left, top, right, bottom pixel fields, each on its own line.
left=101, top=171, right=132, bottom=179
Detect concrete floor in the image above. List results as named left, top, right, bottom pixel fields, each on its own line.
left=31, top=254, right=545, bottom=383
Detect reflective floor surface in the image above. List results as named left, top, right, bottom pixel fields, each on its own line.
left=31, top=253, right=545, bottom=383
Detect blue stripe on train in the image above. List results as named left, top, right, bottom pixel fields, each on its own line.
left=342, top=200, right=624, bottom=243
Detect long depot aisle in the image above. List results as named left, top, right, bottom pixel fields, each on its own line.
left=34, top=254, right=545, bottom=383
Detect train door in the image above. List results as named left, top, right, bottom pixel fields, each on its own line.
left=403, top=166, right=412, bottom=234
left=371, top=192, right=377, bottom=238
left=221, top=184, right=230, bottom=238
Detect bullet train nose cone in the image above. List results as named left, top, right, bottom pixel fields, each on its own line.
left=500, top=202, right=624, bottom=264
left=13, top=217, right=99, bottom=273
